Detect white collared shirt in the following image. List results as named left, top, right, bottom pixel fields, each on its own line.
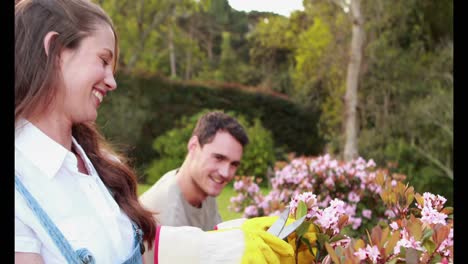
left=15, top=120, right=135, bottom=264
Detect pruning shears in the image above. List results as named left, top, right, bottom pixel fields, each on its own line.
left=266, top=206, right=307, bottom=240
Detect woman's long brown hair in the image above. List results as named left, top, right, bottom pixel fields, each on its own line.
left=15, top=0, right=156, bottom=248
left=73, top=123, right=156, bottom=249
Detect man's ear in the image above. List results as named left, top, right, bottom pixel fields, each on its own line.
left=187, top=136, right=199, bottom=152
left=43, top=31, right=59, bottom=56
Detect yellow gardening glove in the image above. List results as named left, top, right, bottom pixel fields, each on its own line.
left=286, top=223, right=318, bottom=264
left=240, top=216, right=295, bottom=264
left=156, top=218, right=316, bottom=264
left=241, top=216, right=318, bottom=264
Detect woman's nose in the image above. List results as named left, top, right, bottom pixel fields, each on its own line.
left=105, top=71, right=117, bottom=91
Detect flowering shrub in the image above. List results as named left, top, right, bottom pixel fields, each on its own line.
left=230, top=154, right=394, bottom=236
left=230, top=154, right=454, bottom=263
left=315, top=175, right=454, bottom=264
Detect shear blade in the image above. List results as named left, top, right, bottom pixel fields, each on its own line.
left=277, top=214, right=307, bottom=240
left=266, top=206, right=290, bottom=236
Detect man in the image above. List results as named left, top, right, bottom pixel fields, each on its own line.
left=139, top=111, right=249, bottom=262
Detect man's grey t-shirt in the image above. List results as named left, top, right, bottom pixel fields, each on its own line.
left=139, top=169, right=222, bottom=230
left=139, top=169, right=223, bottom=263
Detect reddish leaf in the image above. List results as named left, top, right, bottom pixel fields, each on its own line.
left=432, top=224, right=450, bottom=247
left=325, top=242, right=340, bottom=264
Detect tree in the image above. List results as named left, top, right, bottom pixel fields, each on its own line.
left=247, top=14, right=295, bottom=92
left=329, top=0, right=366, bottom=161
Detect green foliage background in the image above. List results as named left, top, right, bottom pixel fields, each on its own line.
left=96, top=0, right=453, bottom=205
left=97, top=74, right=325, bottom=183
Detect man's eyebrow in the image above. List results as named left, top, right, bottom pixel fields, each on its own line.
left=212, top=153, right=241, bottom=165
left=213, top=153, right=227, bottom=159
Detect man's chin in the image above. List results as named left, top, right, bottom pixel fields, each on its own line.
left=207, top=189, right=223, bottom=197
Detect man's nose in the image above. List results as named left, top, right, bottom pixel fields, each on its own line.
left=219, top=163, right=231, bottom=179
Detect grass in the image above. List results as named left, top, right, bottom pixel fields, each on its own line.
left=137, top=183, right=267, bottom=221
left=138, top=183, right=152, bottom=195
left=216, top=185, right=244, bottom=221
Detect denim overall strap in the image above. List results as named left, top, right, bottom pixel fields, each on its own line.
left=122, top=222, right=144, bottom=264
left=15, top=175, right=95, bottom=264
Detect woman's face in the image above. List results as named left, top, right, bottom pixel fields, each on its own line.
left=56, top=23, right=117, bottom=124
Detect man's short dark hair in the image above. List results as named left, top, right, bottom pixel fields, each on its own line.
left=192, top=111, right=249, bottom=147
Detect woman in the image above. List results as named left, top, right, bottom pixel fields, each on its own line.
left=15, top=0, right=155, bottom=262
left=15, top=0, right=313, bottom=263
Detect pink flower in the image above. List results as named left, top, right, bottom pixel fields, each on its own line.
left=347, top=191, right=360, bottom=203
left=354, top=245, right=381, bottom=262
left=393, top=230, right=425, bottom=255
left=385, top=209, right=396, bottom=218
left=421, top=207, right=447, bottom=225
left=233, top=181, right=244, bottom=191
left=247, top=184, right=259, bottom=195
left=362, top=209, right=372, bottom=219
left=366, top=159, right=376, bottom=168
left=389, top=221, right=399, bottom=230
left=437, top=228, right=453, bottom=257
left=244, top=205, right=258, bottom=217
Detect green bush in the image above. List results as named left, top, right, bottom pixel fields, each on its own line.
left=145, top=109, right=277, bottom=185
left=236, top=118, right=276, bottom=183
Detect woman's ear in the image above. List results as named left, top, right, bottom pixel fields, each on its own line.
left=43, top=31, right=59, bottom=56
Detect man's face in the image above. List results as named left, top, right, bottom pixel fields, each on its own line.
left=189, top=131, right=243, bottom=197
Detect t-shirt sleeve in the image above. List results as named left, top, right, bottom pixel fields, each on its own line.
left=216, top=208, right=222, bottom=223
left=213, top=199, right=223, bottom=227
left=15, top=216, right=41, bottom=253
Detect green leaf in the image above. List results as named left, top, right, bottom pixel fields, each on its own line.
left=385, top=230, right=400, bottom=256
left=329, top=234, right=346, bottom=243
left=295, top=221, right=310, bottom=238
left=300, top=236, right=315, bottom=256
left=405, top=248, right=421, bottom=264
left=421, top=229, right=434, bottom=242
left=317, top=233, right=331, bottom=245
left=423, top=239, right=436, bottom=255
left=296, top=201, right=308, bottom=219
left=429, top=254, right=442, bottom=264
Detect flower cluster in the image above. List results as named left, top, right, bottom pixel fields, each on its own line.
left=287, top=189, right=453, bottom=263
left=230, top=154, right=454, bottom=263
left=323, top=174, right=453, bottom=263
left=230, top=154, right=394, bottom=235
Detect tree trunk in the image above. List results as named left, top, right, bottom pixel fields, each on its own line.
left=207, top=35, right=213, bottom=62
left=169, top=27, right=177, bottom=78
left=185, top=26, right=194, bottom=80
left=343, top=0, right=365, bottom=161
left=185, top=49, right=192, bottom=80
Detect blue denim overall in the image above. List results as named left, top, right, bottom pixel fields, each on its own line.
left=15, top=175, right=144, bottom=264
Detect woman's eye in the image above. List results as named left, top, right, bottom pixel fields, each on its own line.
left=101, top=58, right=109, bottom=66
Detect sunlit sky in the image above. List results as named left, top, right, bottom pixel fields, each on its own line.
left=227, top=0, right=304, bottom=17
